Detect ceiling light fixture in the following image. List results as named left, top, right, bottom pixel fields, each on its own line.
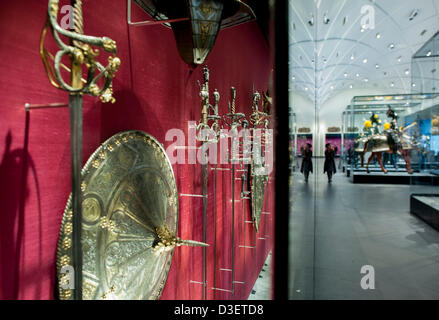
left=364, top=78, right=369, bottom=82
left=405, top=69, right=410, bottom=75
left=323, top=12, right=330, bottom=24
left=375, top=64, right=380, bottom=69
left=356, top=73, right=360, bottom=77
left=397, top=56, right=402, bottom=62
left=426, top=50, right=432, bottom=57
left=363, top=58, right=368, bottom=64
left=412, top=83, right=416, bottom=87
left=389, top=43, right=395, bottom=50
left=376, top=33, right=381, bottom=39
left=409, top=9, right=419, bottom=21
left=308, top=14, right=314, bottom=26
left=390, top=82, right=395, bottom=87
left=350, top=54, right=355, bottom=60
left=350, top=84, right=353, bottom=89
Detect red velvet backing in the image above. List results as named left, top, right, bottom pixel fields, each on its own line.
left=0, top=0, right=273, bottom=300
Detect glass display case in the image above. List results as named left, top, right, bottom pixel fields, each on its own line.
left=341, top=110, right=359, bottom=172
left=411, top=31, right=438, bottom=95
left=289, top=108, right=297, bottom=170
left=342, top=93, right=439, bottom=175
left=409, top=31, right=439, bottom=173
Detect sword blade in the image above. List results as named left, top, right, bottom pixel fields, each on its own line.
left=69, top=93, right=83, bottom=300
left=231, top=161, right=235, bottom=299
left=202, top=144, right=208, bottom=300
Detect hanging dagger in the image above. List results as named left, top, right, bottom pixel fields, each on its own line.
left=222, top=87, right=245, bottom=298
left=249, top=91, right=270, bottom=232
left=41, top=0, right=120, bottom=300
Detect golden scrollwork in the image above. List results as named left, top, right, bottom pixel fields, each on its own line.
left=41, top=0, right=121, bottom=102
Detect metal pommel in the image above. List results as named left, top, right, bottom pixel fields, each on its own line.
left=231, top=87, right=236, bottom=100
left=213, top=89, right=220, bottom=104
left=253, top=91, right=261, bottom=110
left=203, top=66, right=210, bottom=83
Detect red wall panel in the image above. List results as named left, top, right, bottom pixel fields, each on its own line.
left=0, top=0, right=273, bottom=300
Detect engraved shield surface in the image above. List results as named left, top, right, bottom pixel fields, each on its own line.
left=56, top=131, right=178, bottom=300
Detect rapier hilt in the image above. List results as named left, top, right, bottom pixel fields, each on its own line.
left=41, top=0, right=120, bottom=102
left=196, top=66, right=221, bottom=143
left=223, top=86, right=245, bottom=128
left=250, top=91, right=268, bottom=127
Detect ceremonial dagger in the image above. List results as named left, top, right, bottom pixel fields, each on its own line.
left=41, top=0, right=120, bottom=299
left=249, top=91, right=269, bottom=232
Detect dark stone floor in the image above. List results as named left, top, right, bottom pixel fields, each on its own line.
left=289, top=159, right=439, bottom=299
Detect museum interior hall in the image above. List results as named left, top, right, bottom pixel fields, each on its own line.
left=0, top=0, right=438, bottom=301
left=288, top=0, right=439, bottom=299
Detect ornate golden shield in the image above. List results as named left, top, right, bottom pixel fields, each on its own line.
left=56, top=131, right=179, bottom=300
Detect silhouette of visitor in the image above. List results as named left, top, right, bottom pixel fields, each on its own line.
left=301, top=143, right=313, bottom=182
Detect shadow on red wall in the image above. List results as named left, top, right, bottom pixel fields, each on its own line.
left=0, top=113, right=45, bottom=299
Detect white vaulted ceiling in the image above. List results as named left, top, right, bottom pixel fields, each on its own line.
left=289, top=0, right=439, bottom=105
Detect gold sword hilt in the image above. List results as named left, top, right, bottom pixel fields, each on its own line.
left=250, top=91, right=268, bottom=127
left=41, top=0, right=120, bottom=102
left=196, top=66, right=221, bottom=143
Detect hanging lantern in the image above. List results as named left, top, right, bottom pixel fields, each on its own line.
left=134, top=0, right=256, bottom=65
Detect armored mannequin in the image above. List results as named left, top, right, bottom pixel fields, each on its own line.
left=385, top=106, right=401, bottom=152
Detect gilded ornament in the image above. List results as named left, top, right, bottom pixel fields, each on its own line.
left=62, top=237, right=72, bottom=250
left=60, top=255, right=70, bottom=266
left=59, top=289, right=71, bottom=300
left=92, top=159, right=100, bottom=168
left=64, top=222, right=72, bottom=235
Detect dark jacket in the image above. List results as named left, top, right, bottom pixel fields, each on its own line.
left=324, top=149, right=336, bottom=174
left=301, top=149, right=313, bottom=173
